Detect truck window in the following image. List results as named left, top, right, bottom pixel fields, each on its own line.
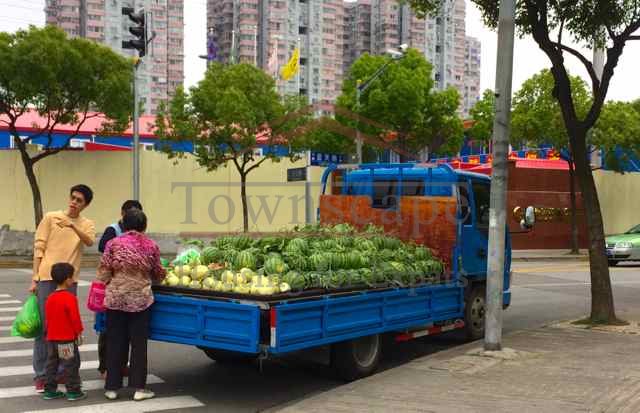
left=458, top=183, right=472, bottom=225
left=401, top=179, right=424, bottom=196
left=372, top=179, right=397, bottom=208
left=472, top=181, right=491, bottom=229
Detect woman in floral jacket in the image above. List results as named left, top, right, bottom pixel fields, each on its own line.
left=97, top=209, right=165, bottom=401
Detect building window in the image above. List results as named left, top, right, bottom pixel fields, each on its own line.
left=299, top=26, right=308, bottom=35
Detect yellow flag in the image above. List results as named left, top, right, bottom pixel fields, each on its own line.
left=280, top=48, right=300, bottom=81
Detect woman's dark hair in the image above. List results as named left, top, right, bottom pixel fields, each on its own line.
left=121, top=200, right=143, bottom=213
left=122, top=208, right=147, bottom=232
left=70, top=184, right=93, bottom=205
left=51, top=263, right=74, bottom=285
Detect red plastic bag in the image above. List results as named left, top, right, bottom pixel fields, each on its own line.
left=87, top=281, right=106, bottom=312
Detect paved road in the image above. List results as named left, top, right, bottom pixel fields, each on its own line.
left=0, top=260, right=638, bottom=412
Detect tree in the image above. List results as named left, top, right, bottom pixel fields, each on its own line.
left=405, top=0, right=640, bottom=323
left=0, top=26, right=133, bottom=227
left=592, top=101, right=640, bottom=170
left=511, top=69, right=591, bottom=255
left=469, top=89, right=496, bottom=144
left=155, top=63, right=311, bottom=232
left=336, top=49, right=464, bottom=161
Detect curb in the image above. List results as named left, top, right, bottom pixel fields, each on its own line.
left=512, top=255, right=589, bottom=262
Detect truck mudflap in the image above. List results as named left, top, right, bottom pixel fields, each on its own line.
left=269, top=283, right=464, bottom=354
left=95, top=293, right=262, bottom=354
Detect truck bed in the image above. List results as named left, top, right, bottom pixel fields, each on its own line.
left=95, top=282, right=465, bottom=356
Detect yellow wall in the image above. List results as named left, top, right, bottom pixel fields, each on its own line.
left=594, top=170, right=640, bottom=235
left=2, top=150, right=635, bottom=236
left=0, top=150, right=325, bottom=234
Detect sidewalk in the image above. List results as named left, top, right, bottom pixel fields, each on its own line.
left=273, top=322, right=640, bottom=413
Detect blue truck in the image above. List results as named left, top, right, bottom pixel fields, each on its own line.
left=96, top=163, right=531, bottom=381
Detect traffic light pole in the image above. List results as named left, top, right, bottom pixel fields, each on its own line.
left=484, top=0, right=516, bottom=351
left=132, top=61, right=140, bottom=201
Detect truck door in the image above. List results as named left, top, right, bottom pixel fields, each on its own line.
left=459, top=178, right=490, bottom=277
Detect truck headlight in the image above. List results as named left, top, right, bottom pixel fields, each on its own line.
left=616, top=242, right=633, bottom=249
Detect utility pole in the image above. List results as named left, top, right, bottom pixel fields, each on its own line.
left=122, top=6, right=149, bottom=201
left=484, top=0, right=516, bottom=351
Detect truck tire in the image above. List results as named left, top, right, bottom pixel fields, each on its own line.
left=201, top=348, right=257, bottom=364
left=464, top=284, right=486, bottom=341
left=331, top=334, right=381, bottom=381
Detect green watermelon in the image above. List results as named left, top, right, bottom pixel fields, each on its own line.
left=264, top=256, right=287, bottom=275
left=234, top=250, right=257, bottom=270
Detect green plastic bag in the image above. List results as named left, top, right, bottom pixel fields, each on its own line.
left=11, top=294, right=42, bottom=339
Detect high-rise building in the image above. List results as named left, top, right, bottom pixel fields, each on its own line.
left=347, top=0, right=479, bottom=117
left=464, top=36, right=482, bottom=116
left=45, top=0, right=184, bottom=115
left=207, top=0, right=345, bottom=104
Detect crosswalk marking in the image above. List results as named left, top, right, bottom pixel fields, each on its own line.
left=0, top=374, right=164, bottom=399
left=0, top=294, right=10, bottom=298
left=0, top=343, right=98, bottom=359
left=0, top=336, right=31, bottom=344
left=0, top=316, right=15, bottom=321
left=0, top=307, right=21, bottom=313
left=0, top=326, right=10, bottom=331
left=0, top=360, right=99, bottom=378
left=0, top=300, right=21, bottom=305
left=23, top=395, right=205, bottom=412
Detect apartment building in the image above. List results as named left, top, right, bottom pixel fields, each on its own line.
left=207, top=0, right=345, bottom=104
left=464, top=36, right=481, bottom=116
left=45, top=0, right=184, bottom=115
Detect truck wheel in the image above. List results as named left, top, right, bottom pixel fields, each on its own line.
left=201, top=348, right=257, bottom=364
left=465, top=284, right=486, bottom=341
left=331, top=334, right=381, bottom=381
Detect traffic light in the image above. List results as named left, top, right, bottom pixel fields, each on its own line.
left=122, top=7, right=146, bottom=58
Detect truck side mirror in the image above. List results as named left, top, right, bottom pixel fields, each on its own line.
left=520, top=206, right=535, bottom=230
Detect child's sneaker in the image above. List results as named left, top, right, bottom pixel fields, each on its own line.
left=34, top=379, right=45, bottom=393
left=43, top=390, right=65, bottom=400
left=66, top=391, right=87, bottom=401
left=133, top=389, right=155, bottom=401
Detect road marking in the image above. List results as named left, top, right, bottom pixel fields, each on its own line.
left=0, top=343, right=98, bottom=358
left=0, top=294, right=10, bottom=298
left=0, top=326, right=10, bottom=331
left=514, top=265, right=589, bottom=273
left=23, top=395, right=205, bottom=412
left=0, top=360, right=99, bottom=377
left=0, top=316, right=15, bottom=321
left=0, top=300, right=21, bottom=305
left=0, top=307, right=21, bottom=313
left=0, top=374, right=164, bottom=399
left=0, top=336, right=32, bottom=344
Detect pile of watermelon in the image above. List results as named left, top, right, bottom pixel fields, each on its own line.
left=161, top=223, right=446, bottom=295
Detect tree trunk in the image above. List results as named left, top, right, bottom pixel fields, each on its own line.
left=17, top=143, right=44, bottom=228
left=240, top=172, right=249, bottom=233
left=568, top=158, right=580, bottom=254
left=571, top=133, right=617, bottom=323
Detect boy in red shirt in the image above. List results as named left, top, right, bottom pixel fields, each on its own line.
left=43, top=263, right=86, bottom=401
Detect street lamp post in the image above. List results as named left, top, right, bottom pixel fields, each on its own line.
left=354, top=45, right=408, bottom=163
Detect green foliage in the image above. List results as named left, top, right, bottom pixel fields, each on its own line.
left=0, top=26, right=133, bottom=142
left=468, top=90, right=495, bottom=143
left=511, top=69, right=591, bottom=149
left=592, top=101, right=640, bottom=169
left=336, top=49, right=464, bottom=159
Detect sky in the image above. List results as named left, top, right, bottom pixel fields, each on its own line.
left=2, top=0, right=639, bottom=102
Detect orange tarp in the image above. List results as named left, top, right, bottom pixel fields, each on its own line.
left=319, top=195, right=458, bottom=271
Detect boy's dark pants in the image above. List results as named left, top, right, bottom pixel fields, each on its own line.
left=45, top=341, right=81, bottom=393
